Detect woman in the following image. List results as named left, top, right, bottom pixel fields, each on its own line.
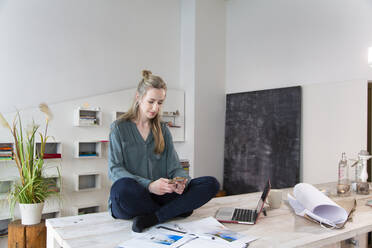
left=108, top=70, right=220, bottom=233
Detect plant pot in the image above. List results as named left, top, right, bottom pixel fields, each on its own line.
left=19, top=202, right=44, bottom=225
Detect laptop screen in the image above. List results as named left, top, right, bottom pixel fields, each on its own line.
left=255, top=180, right=271, bottom=213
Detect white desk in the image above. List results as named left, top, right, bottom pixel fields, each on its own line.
left=46, top=183, right=372, bottom=248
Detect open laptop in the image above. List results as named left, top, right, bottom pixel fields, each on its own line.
left=215, top=180, right=271, bottom=224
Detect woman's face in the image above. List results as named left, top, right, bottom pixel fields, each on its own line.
left=138, top=88, right=166, bottom=120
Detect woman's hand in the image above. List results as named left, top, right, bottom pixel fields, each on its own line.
left=174, top=179, right=188, bottom=195
left=148, top=178, right=175, bottom=195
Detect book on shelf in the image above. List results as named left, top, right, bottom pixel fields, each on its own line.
left=0, top=146, right=13, bottom=159
left=179, top=159, right=190, bottom=175
left=162, top=110, right=180, bottom=117
left=181, top=163, right=190, bottom=168
left=79, top=151, right=97, bottom=155
left=0, top=152, right=12, bottom=156
left=79, top=153, right=98, bottom=157
left=0, top=147, right=12, bottom=151
left=47, top=179, right=60, bottom=192
left=180, top=159, right=190, bottom=168
left=167, top=123, right=181, bottom=128
left=0, top=157, right=12, bottom=161
left=43, top=153, right=62, bottom=159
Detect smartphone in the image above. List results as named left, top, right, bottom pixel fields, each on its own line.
left=168, top=177, right=186, bottom=184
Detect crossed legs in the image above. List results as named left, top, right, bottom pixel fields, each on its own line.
left=110, top=176, right=219, bottom=232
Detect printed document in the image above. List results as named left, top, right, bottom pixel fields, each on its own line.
left=288, top=183, right=348, bottom=227
left=116, top=217, right=257, bottom=248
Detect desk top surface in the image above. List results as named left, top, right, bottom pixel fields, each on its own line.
left=46, top=182, right=372, bottom=248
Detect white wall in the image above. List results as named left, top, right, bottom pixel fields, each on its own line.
left=0, top=0, right=180, bottom=113
left=226, top=0, right=372, bottom=93
left=177, top=0, right=226, bottom=185
left=226, top=0, right=372, bottom=183
left=193, top=0, right=226, bottom=184
left=178, top=0, right=196, bottom=177
left=302, top=80, right=367, bottom=184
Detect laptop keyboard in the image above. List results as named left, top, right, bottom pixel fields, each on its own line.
left=232, top=208, right=255, bottom=222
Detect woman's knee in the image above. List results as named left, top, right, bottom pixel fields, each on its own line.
left=190, top=176, right=220, bottom=194
left=110, top=177, right=143, bottom=198
left=110, top=178, right=149, bottom=219
left=111, top=203, right=135, bottom=220
left=205, top=176, right=220, bottom=194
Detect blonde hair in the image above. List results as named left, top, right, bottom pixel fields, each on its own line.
left=121, top=70, right=167, bottom=154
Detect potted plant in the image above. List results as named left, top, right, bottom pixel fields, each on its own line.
left=0, top=103, right=59, bottom=225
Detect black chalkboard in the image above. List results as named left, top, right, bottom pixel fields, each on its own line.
left=223, top=86, right=301, bottom=195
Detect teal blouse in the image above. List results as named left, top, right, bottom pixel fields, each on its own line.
left=108, top=119, right=190, bottom=189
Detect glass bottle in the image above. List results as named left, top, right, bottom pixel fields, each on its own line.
left=337, top=152, right=350, bottom=195
left=351, top=160, right=360, bottom=192
left=356, top=150, right=372, bottom=195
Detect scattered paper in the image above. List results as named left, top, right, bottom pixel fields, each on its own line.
left=117, top=217, right=257, bottom=248
left=116, top=229, right=194, bottom=248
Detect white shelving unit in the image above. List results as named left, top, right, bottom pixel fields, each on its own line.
left=46, top=175, right=61, bottom=193
left=43, top=163, right=61, bottom=180
left=75, top=141, right=103, bottom=158
left=0, top=218, right=11, bottom=236
left=74, top=107, right=102, bottom=126
left=42, top=211, right=60, bottom=220
left=161, top=90, right=185, bottom=142
left=72, top=203, right=101, bottom=216
left=74, top=172, right=101, bottom=192
left=160, top=110, right=185, bottom=142
left=0, top=179, right=13, bottom=200
left=43, top=195, right=61, bottom=218
left=36, top=141, right=62, bottom=160
left=0, top=202, right=11, bottom=221
left=113, top=111, right=126, bottom=122
left=161, top=111, right=181, bottom=128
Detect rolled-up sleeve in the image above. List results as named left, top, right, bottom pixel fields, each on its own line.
left=108, top=122, right=152, bottom=188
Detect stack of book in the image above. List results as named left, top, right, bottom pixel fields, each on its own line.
left=0, top=144, right=13, bottom=161
left=79, top=116, right=97, bottom=125
left=79, top=152, right=98, bottom=157
left=180, top=159, right=190, bottom=175
left=46, top=177, right=60, bottom=192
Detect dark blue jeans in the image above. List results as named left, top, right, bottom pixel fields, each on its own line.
left=110, top=176, right=220, bottom=223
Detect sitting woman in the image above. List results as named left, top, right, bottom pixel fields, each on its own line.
left=108, top=70, right=220, bottom=232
